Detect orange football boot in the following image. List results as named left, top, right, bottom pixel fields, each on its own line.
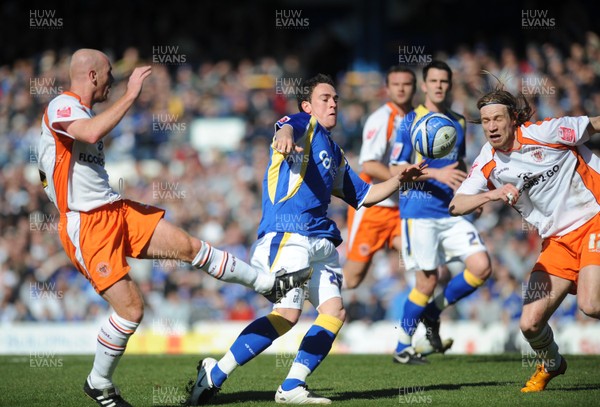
left=521, top=357, right=567, bottom=392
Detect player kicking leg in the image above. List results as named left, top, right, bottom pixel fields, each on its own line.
left=81, top=216, right=311, bottom=407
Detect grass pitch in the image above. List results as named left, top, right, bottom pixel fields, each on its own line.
left=1, top=353, right=599, bottom=406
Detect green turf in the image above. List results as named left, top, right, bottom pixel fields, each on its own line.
left=1, top=354, right=599, bottom=406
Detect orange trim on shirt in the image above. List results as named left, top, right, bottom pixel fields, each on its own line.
left=385, top=102, right=400, bottom=141
left=44, top=109, right=73, bottom=214
left=572, top=149, right=600, bottom=206
left=516, top=126, right=568, bottom=150
left=360, top=103, right=400, bottom=183
left=62, top=91, right=92, bottom=109
left=480, top=159, right=497, bottom=191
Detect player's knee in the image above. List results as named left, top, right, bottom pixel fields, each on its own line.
left=123, top=293, right=145, bottom=323
left=118, top=302, right=144, bottom=323
left=578, top=299, right=600, bottom=319
left=519, top=314, right=543, bottom=337
left=473, top=264, right=492, bottom=281
left=415, top=278, right=437, bottom=296
left=466, top=253, right=492, bottom=281
left=273, top=308, right=301, bottom=325
left=337, top=308, right=347, bottom=323
left=324, top=308, right=346, bottom=323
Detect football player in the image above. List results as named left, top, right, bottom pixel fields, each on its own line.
left=451, top=86, right=600, bottom=392
left=390, top=60, right=492, bottom=364
left=187, top=73, right=425, bottom=405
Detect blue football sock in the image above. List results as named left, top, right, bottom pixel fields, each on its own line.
left=210, top=364, right=228, bottom=388
left=281, top=314, right=343, bottom=391
left=396, top=288, right=429, bottom=353
left=226, top=312, right=291, bottom=376
left=422, top=270, right=485, bottom=321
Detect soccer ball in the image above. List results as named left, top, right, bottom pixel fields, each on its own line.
left=411, top=112, right=457, bottom=159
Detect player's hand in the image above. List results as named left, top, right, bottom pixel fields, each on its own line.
left=434, top=162, right=467, bottom=191
left=272, top=137, right=303, bottom=154
left=272, top=127, right=303, bottom=154
left=492, top=184, right=519, bottom=205
left=126, top=66, right=152, bottom=99
left=398, top=162, right=428, bottom=185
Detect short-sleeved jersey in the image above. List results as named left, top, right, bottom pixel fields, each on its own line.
left=457, top=116, right=599, bottom=238
left=38, top=92, right=120, bottom=214
left=358, top=102, right=406, bottom=208
left=390, top=104, right=466, bottom=219
left=257, top=112, right=372, bottom=246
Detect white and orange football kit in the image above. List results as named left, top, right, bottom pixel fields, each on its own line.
left=458, top=116, right=600, bottom=287
left=346, top=102, right=403, bottom=263
left=38, top=92, right=164, bottom=292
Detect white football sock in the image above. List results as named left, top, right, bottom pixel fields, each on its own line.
left=88, top=313, right=138, bottom=390
left=284, top=362, right=311, bottom=384
left=216, top=351, right=239, bottom=376
left=192, top=241, right=273, bottom=293
left=526, top=324, right=561, bottom=372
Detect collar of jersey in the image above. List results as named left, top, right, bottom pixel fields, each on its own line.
left=62, top=91, right=92, bottom=109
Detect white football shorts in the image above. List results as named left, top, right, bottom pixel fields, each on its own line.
left=400, top=217, right=487, bottom=273
left=250, top=232, right=343, bottom=310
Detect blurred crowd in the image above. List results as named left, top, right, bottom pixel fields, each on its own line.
left=1, top=33, right=600, bottom=341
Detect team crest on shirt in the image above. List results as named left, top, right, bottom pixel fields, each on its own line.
left=97, top=262, right=112, bottom=277
left=558, top=126, right=576, bottom=143
left=57, top=106, right=71, bottom=118
left=277, top=116, right=290, bottom=125
left=523, top=146, right=545, bottom=163
left=366, top=128, right=377, bottom=140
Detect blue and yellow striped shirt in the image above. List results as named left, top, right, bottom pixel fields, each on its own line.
left=257, top=112, right=371, bottom=246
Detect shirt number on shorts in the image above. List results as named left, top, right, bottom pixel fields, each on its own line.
left=467, top=231, right=483, bottom=246
left=589, top=233, right=600, bottom=251
left=325, top=268, right=342, bottom=287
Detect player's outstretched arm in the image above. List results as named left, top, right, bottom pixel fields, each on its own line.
left=61, top=66, right=152, bottom=144
left=449, top=184, right=519, bottom=216
left=391, top=161, right=467, bottom=191
left=363, top=162, right=426, bottom=207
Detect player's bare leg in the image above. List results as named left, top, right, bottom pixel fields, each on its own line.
left=84, top=276, right=143, bottom=407
left=577, top=264, right=600, bottom=318
left=342, top=259, right=371, bottom=289
left=520, top=271, right=571, bottom=392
